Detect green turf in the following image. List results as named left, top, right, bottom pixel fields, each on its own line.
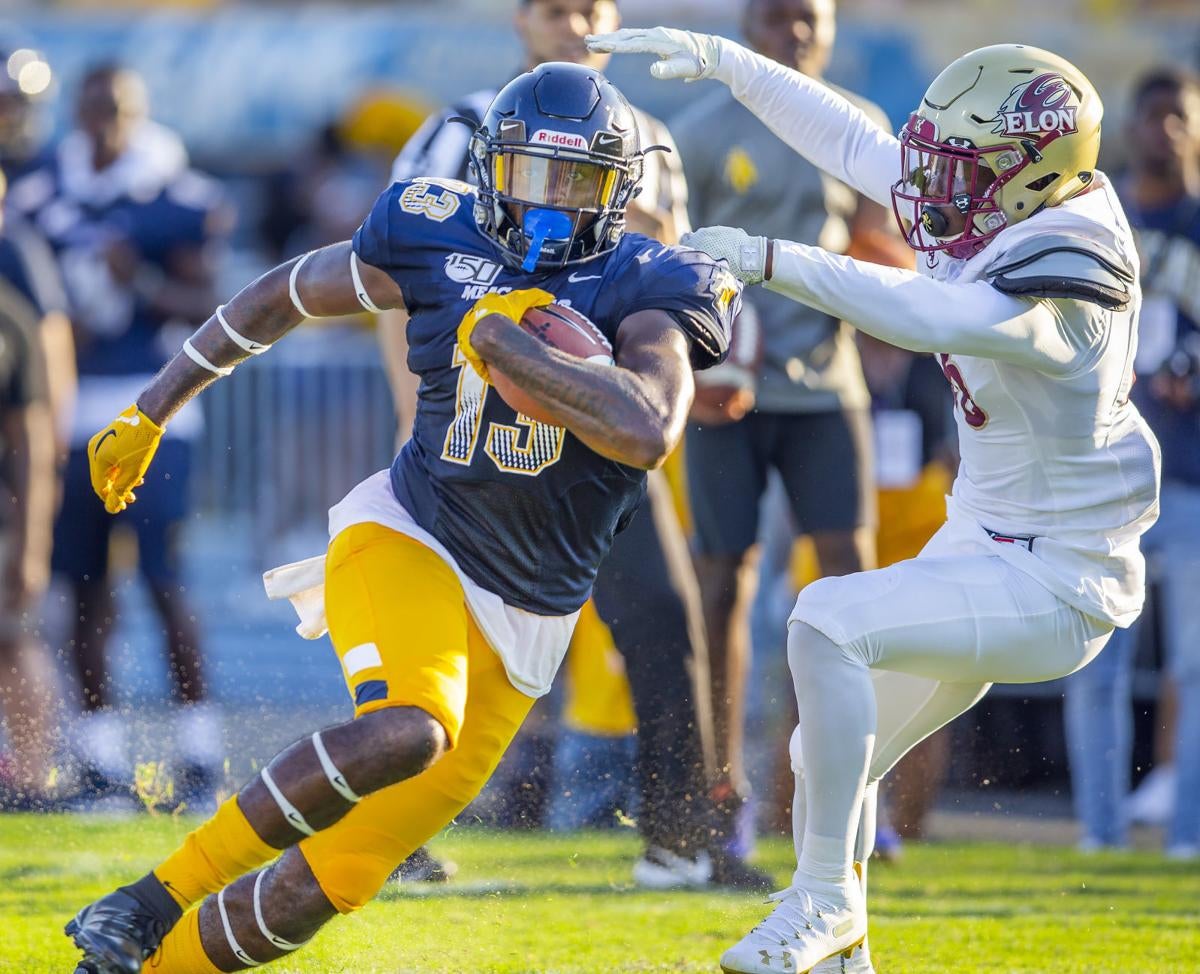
left=2, top=814, right=1196, bottom=972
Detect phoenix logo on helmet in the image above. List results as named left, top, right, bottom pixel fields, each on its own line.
left=993, top=73, right=1079, bottom=136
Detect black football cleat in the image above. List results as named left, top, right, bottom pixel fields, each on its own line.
left=66, top=874, right=181, bottom=974
left=389, top=845, right=458, bottom=884
left=709, top=847, right=775, bottom=893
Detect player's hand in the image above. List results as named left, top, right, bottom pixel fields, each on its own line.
left=682, top=227, right=768, bottom=286
left=87, top=404, right=164, bottom=514
left=457, top=288, right=555, bottom=383
left=586, top=27, right=730, bottom=84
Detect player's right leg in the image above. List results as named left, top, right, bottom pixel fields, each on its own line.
left=149, top=599, right=534, bottom=973
left=66, top=523, right=473, bottom=974
left=721, top=551, right=1112, bottom=974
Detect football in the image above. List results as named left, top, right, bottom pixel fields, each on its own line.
left=691, top=302, right=762, bottom=425
left=491, top=303, right=614, bottom=425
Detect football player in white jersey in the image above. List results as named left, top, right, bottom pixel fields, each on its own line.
left=588, top=27, right=1161, bottom=974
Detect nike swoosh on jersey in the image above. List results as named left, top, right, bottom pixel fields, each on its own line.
left=567, top=272, right=603, bottom=283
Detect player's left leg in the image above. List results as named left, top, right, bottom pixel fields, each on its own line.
left=721, top=553, right=1111, bottom=974
left=66, top=524, right=468, bottom=973
left=147, top=615, right=533, bottom=972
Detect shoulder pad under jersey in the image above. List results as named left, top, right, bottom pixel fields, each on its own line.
left=985, top=233, right=1134, bottom=311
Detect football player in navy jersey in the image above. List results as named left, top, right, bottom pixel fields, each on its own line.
left=68, top=62, right=738, bottom=974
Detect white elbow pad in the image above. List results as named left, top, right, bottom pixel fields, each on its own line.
left=986, top=234, right=1134, bottom=311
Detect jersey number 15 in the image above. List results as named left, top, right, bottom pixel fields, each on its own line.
left=441, top=347, right=566, bottom=476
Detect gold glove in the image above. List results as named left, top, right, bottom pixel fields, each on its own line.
left=456, top=287, right=555, bottom=383
left=87, top=404, right=164, bottom=514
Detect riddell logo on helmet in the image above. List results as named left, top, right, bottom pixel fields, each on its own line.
left=531, top=129, right=588, bottom=149
left=993, top=73, right=1078, bottom=136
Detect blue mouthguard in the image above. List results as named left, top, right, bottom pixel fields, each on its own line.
left=521, top=208, right=574, bottom=272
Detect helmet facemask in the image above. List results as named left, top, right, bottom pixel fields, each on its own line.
left=892, top=114, right=1043, bottom=260
left=471, top=121, right=643, bottom=272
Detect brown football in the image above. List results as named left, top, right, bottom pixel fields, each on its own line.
left=491, top=303, right=613, bottom=426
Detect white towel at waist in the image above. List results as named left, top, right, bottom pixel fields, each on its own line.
left=262, top=555, right=328, bottom=640
left=260, top=470, right=580, bottom=699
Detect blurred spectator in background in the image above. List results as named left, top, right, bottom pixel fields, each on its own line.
left=0, top=167, right=60, bottom=811
left=856, top=334, right=955, bottom=844
left=259, top=89, right=431, bottom=264
left=382, top=0, right=767, bottom=891
left=671, top=0, right=898, bottom=846
left=1065, top=66, right=1200, bottom=857
left=0, top=49, right=76, bottom=449
left=8, top=64, right=233, bottom=811
left=0, top=48, right=53, bottom=184
left=258, top=122, right=388, bottom=264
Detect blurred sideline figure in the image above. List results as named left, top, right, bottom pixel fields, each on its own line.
left=0, top=167, right=60, bottom=810
left=1064, top=67, right=1200, bottom=857
left=0, top=50, right=75, bottom=811
left=383, top=0, right=767, bottom=891
left=0, top=50, right=77, bottom=452
left=8, top=64, right=233, bottom=811
left=670, top=0, right=905, bottom=849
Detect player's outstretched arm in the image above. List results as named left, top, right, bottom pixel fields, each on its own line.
left=88, top=242, right=404, bottom=512
left=468, top=309, right=693, bottom=470
left=586, top=27, right=898, bottom=206
left=684, top=225, right=1097, bottom=375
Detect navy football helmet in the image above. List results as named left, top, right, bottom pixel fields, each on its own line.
left=469, top=62, right=645, bottom=271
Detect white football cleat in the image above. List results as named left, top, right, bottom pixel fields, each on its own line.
left=632, top=847, right=713, bottom=889
left=810, top=938, right=875, bottom=973
left=720, top=882, right=866, bottom=974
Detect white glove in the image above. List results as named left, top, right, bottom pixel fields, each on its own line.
left=682, top=227, right=768, bottom=286
left=585, top=27, right=731, bottom=84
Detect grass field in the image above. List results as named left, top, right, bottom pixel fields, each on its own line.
left=2, top=814, right=1197, bottom=973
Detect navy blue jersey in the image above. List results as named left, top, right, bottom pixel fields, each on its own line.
left=10, top=162, right=226, bottom=377
left=353, top=177, right=737, bottom=614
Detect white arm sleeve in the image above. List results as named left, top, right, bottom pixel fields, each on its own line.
left=720, top=43, right=900, bottom=208
left=766, top=240, right=1096, bottom=374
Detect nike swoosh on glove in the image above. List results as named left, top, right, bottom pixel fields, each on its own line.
left=681, top=227, right=768, bottom=286
left=88, top=405, right=164, bottom=514
left=585, top=27, right=731, bottom=83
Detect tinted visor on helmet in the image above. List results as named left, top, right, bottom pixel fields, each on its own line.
left=495, top=151, right=619, bottom=227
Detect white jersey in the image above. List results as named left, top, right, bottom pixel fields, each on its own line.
left=719, top=45, right=1161, bottom=627
left=924, top=182, right=1159, bottom=626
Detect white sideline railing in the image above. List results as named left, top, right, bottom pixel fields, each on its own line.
left=194, top=326, right=397, bottom=562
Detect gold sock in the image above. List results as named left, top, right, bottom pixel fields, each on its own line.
left=154, top=795, right=278, bottom=909
left=144, top=906, right=222, bottom=974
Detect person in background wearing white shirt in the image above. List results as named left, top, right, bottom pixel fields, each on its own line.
left=590, top=27, right=1160, bottom=974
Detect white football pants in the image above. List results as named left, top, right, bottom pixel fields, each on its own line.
left=786, top=538, right=1112, bottom=886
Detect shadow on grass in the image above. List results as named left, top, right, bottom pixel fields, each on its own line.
left=376, top=880, right=765, bottom=902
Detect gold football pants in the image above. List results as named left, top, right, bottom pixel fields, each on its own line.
left=301, top=521, right=534, bottom=912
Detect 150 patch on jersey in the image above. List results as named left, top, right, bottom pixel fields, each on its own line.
left=444, top=253, right=502, bottom=286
